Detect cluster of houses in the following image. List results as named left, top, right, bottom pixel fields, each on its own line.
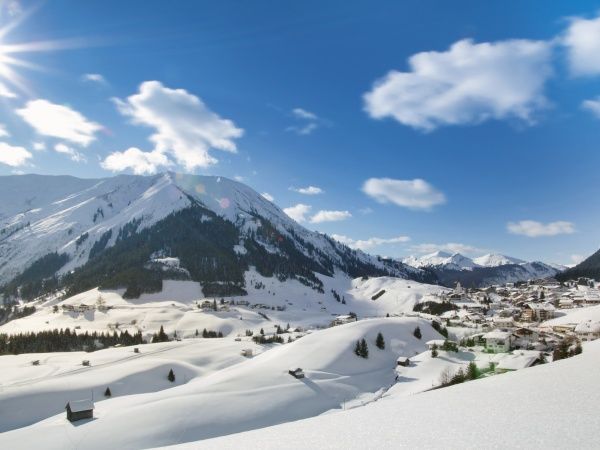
left=431, top=277, right=600, bottom=353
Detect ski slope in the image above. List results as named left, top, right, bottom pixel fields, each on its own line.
left=164, top=341, right=600, bottom=450
left=0, top=317, right=443, bottom=449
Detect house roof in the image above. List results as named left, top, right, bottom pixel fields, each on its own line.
left=496, top=353, right=539, bottom=371
left=67, top=399, right=94, bottom=412
left=483, top=331, right=512, bottom=340
left=574, top=321, right=600, bottom=334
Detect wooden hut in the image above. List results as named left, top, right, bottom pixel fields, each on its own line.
left=65, top=399, right=94, bottom=422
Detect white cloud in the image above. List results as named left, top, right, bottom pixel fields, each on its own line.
left=364, top=38, right=552, bottom=131
left=101, top=147, right=171, bottom=175
left=283, top=203, right=312, bottom=223
left=362, top=177, right=446, bottom=210
left=291, top=185, right=324, bottom=195
left=332, top=234, right=410, bottom=251
left=16, top=99, right=101, bottom=146
left=82, top=73, right=107, bottom=84
left=0, top=82, right=16, bottom=98
left=582, top=97, right=600, bottom=118
left=114, top=81, right=243, bottom=170
left=562, top=15, right=600, bottom=76
left=54, top=143, right=86, bottom=163
left=0, top=124, right=9, bottom=137
left=310, top=210, right=352, bottom=223
left=286, top=107, right=324, bottom=135
left=571, top=254, right=585, bottom=265
left=292, top=108, right=318, bottom=120
left=410, top=242, right=482, bottom=255
left=233, top=175, right=245, bottom=182
left=32, top=142, right=46, bottom=151
left=261, top=192, right=274, bottom=202
left=0, top=142, right=32, bottom=167
left=507, top=220, right=575, bottom=237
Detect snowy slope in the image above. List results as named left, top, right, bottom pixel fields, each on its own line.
left=0, top=173, right=425, bottom=293
left=165, top=341, right=600, bottom=450
left=0, top=317, right=443, bottom=448
left=473, top=253, right=525, bottom=267
left=0, top=275, right=447, bottom=339
left=403, top=251, right=480, bottom=271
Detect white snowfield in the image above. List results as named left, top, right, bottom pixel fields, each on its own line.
left=0, top=275, right=446, bottom=339
left=543, top=304, right=600, bottom=326
left=0, top=317, right=444, bottom=449
left=163, top=341, right=600, bottom=450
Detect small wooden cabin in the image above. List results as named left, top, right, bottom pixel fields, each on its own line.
left=396, top=356, right=410, bottom=367
left=288, top=368, right=305, bottom=379
left=82, top=360, right=90, bottom=366
left=241, top=348, right=253, bottom=357
left=65, top=399, right=94, bottom=422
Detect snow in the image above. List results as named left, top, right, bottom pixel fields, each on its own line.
left=543, top=304, right=600, bottom=327
left=473, top=253, right=525, bottom=267
left=0, top=317, right=444, bottom=448
left=161, top=341, right=600, bottom=450
left=0, top=273, right=447, bottom=341
left=67, top=399, right=94, bottom=412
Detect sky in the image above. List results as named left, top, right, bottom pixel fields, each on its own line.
left=0, top=0, right=599, bottom=265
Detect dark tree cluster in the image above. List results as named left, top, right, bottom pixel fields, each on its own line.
left=252, top=334, right=284, bottom=344
left=354, top=338, right=369, bottom=358
left=413, top=301, right=457, bottom=316
left=0, top=328, right=144, bottom=355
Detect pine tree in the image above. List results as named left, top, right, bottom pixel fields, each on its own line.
left=354, top=340, right=361, bottom=356
left=104, top=387, right=112, bottom=397
left=168, top=368, right=175, bottom=382
left=202, top=328, right=208, bottom=338
left=375, top=332, right=385, bottom=350
left=260, top=328, right=264, bottom=335
left=451, top=367, right=465, bottom=385
left=431, top=343, right=438, bottom=358
left=413, top=326, right=422, bottom=339
left=213, top=299, right=217, bottom=311
left=360, top=338, right=369, bottom=358
left=195, top=329, right=199, bottom=337
left=466, top=361, right=479, bottom=380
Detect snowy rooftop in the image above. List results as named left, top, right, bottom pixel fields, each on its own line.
left=66, top=399, right=94, bottom=412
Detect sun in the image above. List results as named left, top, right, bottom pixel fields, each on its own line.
left=0, top=3, right=89, bottom=96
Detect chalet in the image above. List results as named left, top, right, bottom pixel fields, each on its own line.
left=512, top=327, right=540, bottom=348
left=200, top=300, right=214, bottom=310
left=483, top=331, right=513, bottom=353
left=82, top=360, right=90, bottom=366
left=521, top=303, right=555, bottom=322
left=396, top=356, right=410, bottom=367
left=574, top=321, right=600, bottom=341
left=65, top=399, right=94, bottom=422
left=552, top=324, right=576, bottom=334
left=330, top=315, right=357, bottom=327
left=493, top=316, right=515, bottom=329
left=584, top=292, right=600, bottom=304
left=288, top=368, right=305, bottom=379
left=237, top=300, right=250, bottom=306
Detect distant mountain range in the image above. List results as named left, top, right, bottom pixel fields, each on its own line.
left=402, top=251, right=565, bottom=287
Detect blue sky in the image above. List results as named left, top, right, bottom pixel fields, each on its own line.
left=0, top=0, right=599, bottom=264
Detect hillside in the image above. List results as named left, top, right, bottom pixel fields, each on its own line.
left=557, top=248, right=600, bottom=281
left=0, top=173, right=431, bottom=302
left=0, top=317, right=445, bottom=448
left=166, top=340, right=600, bottom=450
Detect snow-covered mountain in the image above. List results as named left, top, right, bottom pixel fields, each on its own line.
left=403, top=251, right=480, bottom=271
left=473, top=253, right=526, bottom=267
left=402, top=251, right=562, bottom=287
left=0, top=173, right=430, bottom=300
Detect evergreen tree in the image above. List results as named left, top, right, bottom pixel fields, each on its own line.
left=375, top=332, right=385, bottom=350
left=104, top=387, right=112, bottom=397
left=466, top=361, right=479, bottom=380
left=168, top=368, right=175, bottom=382
left=431, top=343, right=438, bottom=358
left=195, top=329, right=199, bottom=337
left=451, top=367, right=465, bottom=385
left=359, top=338, right=369, bottom=358
left=354, top=340, right=361, bottom=357
left=213, top=299, right=217, bottom=311
left=413, top=326, right=422, bottom=339
left=260, top=328, right=264, bottom=335
left=202, top=328, right=208, bottom=338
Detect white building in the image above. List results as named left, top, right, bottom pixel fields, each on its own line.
left=483, top=331, right=513, bottom=353
left=574, top=321, right=600, bottom=341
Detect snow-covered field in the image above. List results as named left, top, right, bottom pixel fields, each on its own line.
left=0, top=274, right=446, bottom=339
left=162, top=340, right=600, bottom=450
left=0, top=317, right=446, bottom=449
